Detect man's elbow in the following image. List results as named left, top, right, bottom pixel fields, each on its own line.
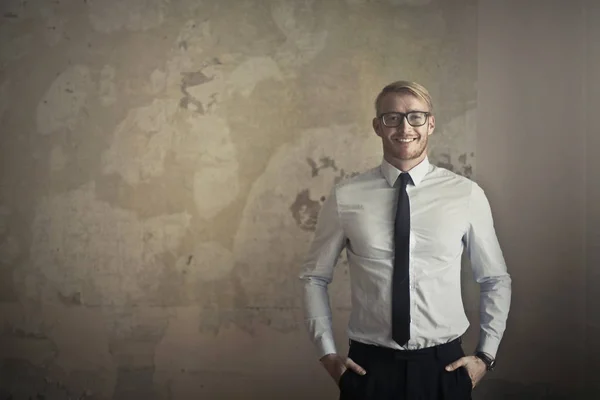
left=479, top=272, right=511, bottom=293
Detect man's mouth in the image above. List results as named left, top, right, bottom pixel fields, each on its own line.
left=393, top=137, right=418, bottom=143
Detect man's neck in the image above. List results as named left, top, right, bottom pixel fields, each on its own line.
left=384, top=154, right=427, bottom=172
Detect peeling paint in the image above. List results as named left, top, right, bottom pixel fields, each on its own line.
left=429, top=108, right=477, bottom=177
left=180, top=70, right=213, bottom=113
left=182, top=65, right=223, bottom=114
left=307, top=156, right=338, bottom=177
left=290, top=189, right=321, bottom=231
left=434, top=151, right=474, bottom=178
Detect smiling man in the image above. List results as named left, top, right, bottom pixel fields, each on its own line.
left=300, top=81, right=512, bottom=399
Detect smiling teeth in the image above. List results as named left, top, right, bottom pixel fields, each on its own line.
left=396, top=138, right=416, bottom=142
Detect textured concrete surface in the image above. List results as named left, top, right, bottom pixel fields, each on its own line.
left=0, top=0, right=596, bottom=399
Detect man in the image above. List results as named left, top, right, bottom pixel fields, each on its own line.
left=300, top=81, right=511, bottom=399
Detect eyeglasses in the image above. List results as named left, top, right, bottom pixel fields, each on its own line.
left=379, top=111, right=430, bottom=127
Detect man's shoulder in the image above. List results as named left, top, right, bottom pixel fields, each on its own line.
left=429, top=164, right=476, bottom=186
left=426, top=164, right=484, bottom=198
left=334, top=165, right=383, bottom=190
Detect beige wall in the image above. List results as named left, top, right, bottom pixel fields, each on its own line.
left=585, top=0, right=600, bottom=395
left=0, top=0, right=596, bottom=399
left=0, top=1, right=477, bottom=399
left=477, top=0, right=597, bottom=397
left=476, top=0, right=588, bottom=397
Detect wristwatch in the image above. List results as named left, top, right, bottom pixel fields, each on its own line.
left=475, top=351, right=496, bottom=371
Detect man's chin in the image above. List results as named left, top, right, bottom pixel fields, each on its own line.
left=391, top=151, right=423, bottom=161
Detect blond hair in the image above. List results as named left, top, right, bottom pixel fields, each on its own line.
left=374, top=81, right=433, bottom=115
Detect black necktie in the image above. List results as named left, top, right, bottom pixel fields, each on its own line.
left=392, top=172, right=411, bottom=346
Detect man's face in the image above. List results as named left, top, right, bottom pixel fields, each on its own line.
left=372, top=93, right=435, bottom=165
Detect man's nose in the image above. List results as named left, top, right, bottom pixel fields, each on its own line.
left=398, top=117, right=412, bottom=133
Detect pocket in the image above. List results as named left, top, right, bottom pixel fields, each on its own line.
left=460, top=367, right=473, bottom=393
left=338, top=369, right=351, bottom=390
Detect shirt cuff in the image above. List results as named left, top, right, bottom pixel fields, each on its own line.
left=316, top=332, right=338, bottom=359
left=477, top=332, right=501, bottom=359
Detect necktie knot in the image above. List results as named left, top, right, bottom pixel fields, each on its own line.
left=395, top=172, right=412, bottom=189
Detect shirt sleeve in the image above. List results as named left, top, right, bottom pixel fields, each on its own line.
left=299, top=186, right=347, bottom=359
left=464, top=182, right=512, bottom=359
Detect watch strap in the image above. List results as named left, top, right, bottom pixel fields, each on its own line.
left=475, top=351, right=496, bottom=371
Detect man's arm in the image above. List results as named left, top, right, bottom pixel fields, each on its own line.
left=299, top=186, right=346, bottom=358
left=464, top=182, right=512, bottom=359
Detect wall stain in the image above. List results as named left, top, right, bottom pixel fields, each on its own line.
left=436, top=152, right=473, bottom=178
left=289, top=189, right=320, bottom=231
left=307, top=156, right=337, bottom=177
left=179, top=70, right=213, bottom=114
left=57, top=291, right=83, bottom=306
left=335, top=168, right=360, bottom=184
left=6, top=328, right=48, bottom=340
left=0, top=359, right=95, bottom=400
left=113, top=367, right=157, bottom=400
left=290, top=157, right=360, bottom=231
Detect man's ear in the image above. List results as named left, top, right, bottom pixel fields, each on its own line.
left=372, top=117, right=382, bottom=138
left=427, top=114, right=435, bottom=135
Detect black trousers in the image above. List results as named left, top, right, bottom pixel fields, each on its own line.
left=339, top=338, right=472, bottom=400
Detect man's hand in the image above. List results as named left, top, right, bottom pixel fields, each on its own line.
left=445, top=355, right=487, bottom=389
left=320, top=353, right=367, bottom=386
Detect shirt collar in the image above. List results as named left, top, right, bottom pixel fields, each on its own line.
left=381, top=156, right=431, bottom=187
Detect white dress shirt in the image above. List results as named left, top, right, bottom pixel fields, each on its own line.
left=300, top=157, right=511, bottom=359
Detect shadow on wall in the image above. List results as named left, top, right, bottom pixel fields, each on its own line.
left=474, top=378, right=587, bottom=400
left=0, top=360, right=590, bottom=400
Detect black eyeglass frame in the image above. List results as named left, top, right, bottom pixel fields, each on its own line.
left=378, top=111, right=431, bottom=127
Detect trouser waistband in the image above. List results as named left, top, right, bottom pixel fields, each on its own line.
left=348, top=338, right=463, bottom=361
